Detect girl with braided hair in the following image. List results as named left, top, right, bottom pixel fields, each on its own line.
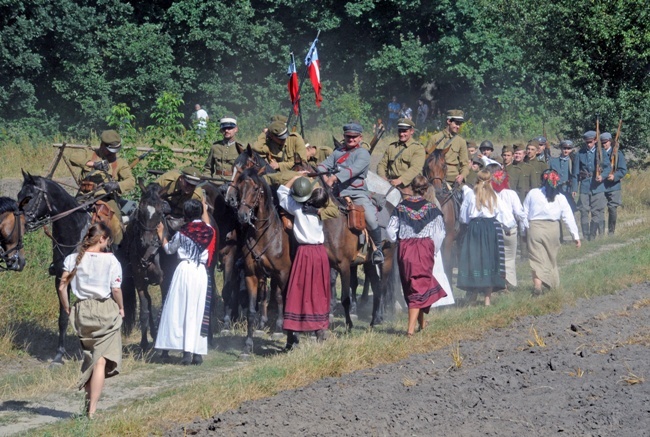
left=58, top=222, right=124, bottom=418
left=523, top=169, right=581, bottom=295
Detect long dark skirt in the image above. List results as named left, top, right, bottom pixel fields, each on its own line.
left=457, top=217, right=506, bottom=290
left=283, top=244, right=330, bottom=332
left=398, top=238, right=446, bottom=312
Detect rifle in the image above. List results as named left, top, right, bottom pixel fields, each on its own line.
left=595, top=114, right=603, bottom=178
left=367, top=125, right=386, bottom=155
left=129, top=149, right=153, bottom=169
left=146, top=169, right=227, bottom=183
left=543, top=119, right=550, bottom=162
left=612, top=114, right=623, bottom=170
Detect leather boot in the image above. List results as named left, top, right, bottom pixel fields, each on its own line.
left=369, top=228, right=384, bottom=264
left=180, top=351, right=192, bottom=365
left=608, top=209, right=617, bottom=234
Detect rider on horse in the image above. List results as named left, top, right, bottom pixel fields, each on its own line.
left=203, top=117, right=243, bottom=185
left=317, top=122, right=384, bottom=264
left=252, top=120, right=307, bottom=186
left=377, top=118, right=426, bottom=195
left=425, top=110, right=470, bottom=186
left=69, top=130, right=136, bottom=245
left=155, top=167, right=205, bottom=226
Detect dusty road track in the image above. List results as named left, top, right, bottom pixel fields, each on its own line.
left=171, top=284, right=650, bottom=437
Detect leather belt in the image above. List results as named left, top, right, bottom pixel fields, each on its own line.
left=213, top=169, right=233, bottom=176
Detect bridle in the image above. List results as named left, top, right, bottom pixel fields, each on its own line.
left=133, top=203, right=164, bottom=270
left=238, top=182, right=264, bottom=228
left=21, top=180, right=53, bottom=232
left=0, top=210, right=25, bottom=271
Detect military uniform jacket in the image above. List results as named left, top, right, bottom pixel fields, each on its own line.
left=509, top=162, right=532, bottom=202
left=377, top=138, right=426, bottom=186
left=571, top=146, right=612, bottom=194
left=203, top=139, right=242, bottom=181
left=69, top=148, right=135, bottom=196
left=307, top=146, right=333, bottom=166
left=549, top=156, right=573, bottom=192
left=252, top=133, right=307, bottom=172
left=155, top=170, right=204, bottom=217
left=316, top=146, right=370, bottom=198
left=425, top=130, right=469, bottom=181
left=604, top=148, right=627, bottom=192
left=525, top=158, right=548, bottom=189
left=465, top=169, right=478, bottom=187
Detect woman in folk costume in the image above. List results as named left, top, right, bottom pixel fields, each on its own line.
left=387, top=175, right=447, bottom=336
left=458, top=169, right=516, bottom=306
left=489, top=166, right=527, bottom=288
left=278, top=175, right=330, bottom=348
left=155, top=198, right=217, bottom=365
left=58, top=223, right=124, bottom=418
left=523, top=169, right=581, bottom=295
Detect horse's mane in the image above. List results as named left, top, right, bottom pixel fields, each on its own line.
left=0, top=197, right=18, bottom=215
left=141, top=183, right=165, bottom=203
left=239, top=167, right=277, bottom=217
left=234, top=149, right=275, bottom=174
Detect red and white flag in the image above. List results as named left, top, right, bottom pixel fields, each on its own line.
left=305, top=39, right=322, bottom=107
left=287, top=54, right=300, bottom=115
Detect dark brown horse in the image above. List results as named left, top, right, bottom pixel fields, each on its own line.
left=422, top=149, right=461, bottom=288
left=0, top=197, right=26, bottom=272
left=233, top=167, right=292, bottom=353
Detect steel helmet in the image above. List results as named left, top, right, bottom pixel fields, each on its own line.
left=291, top=177, right=315, bottom=202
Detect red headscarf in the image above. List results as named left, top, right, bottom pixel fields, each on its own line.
left=490, top=170, right=509, bottom=193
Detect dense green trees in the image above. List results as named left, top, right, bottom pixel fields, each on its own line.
left=1, top=0, right=648, bottom=151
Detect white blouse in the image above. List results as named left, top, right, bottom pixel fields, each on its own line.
left=277, top=185, right=324, bottom=245
left=522, top=188, right=580, bottom=240
left=460, top=189, right=517, bottom=229
left=498, top=188, right=528, bottom=231
left=63, top=252, right=122, bottom=300
left=386, top=213, right=446, bottom=254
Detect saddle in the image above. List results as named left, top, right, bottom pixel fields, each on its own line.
left=90, top=200, right=123, bottom=244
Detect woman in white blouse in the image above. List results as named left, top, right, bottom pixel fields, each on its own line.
left=458, top=169, right=516, bottom=305
left=523, top=169, right=581, bottom=294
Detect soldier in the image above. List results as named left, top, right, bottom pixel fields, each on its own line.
left=155, top=167, right=204, bottom=221
left=549, top=140, right=576, bottom=208
left=465, top=155, right=484, bottom=186
left=316, top=123, right=384, bottom=264
left=69, top=130, right=136, bottom=245
left=425, top=109, right=469, bottom=185
left=502, top=145, right=522, bottom=200
left=305, top=142, right=333, bottom=166
left=535, top=136, right=549, bottom=162
left=478, top=140, right=502, bottom=164
left=511, top=144, right=533, bottom=202
left=377, top=118, right=426, bottom=194
left=524, top=139, right=548, bottom=189
left=203, top=117, right=243, bottom=184
left=253, top=120, right=307, bottom=172
left=601, top=132, right=627, bottom=234
left=466, top=140, right=477, bottom=166
left=571, top=131, right=611, bottom=240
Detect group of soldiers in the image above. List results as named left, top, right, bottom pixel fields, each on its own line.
left=70, top=109, right=627, bottom=259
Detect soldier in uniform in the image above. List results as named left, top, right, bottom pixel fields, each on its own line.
left=155, top=167, right=204, bottom=221
left=69, top=130, right=136, bottom=245
left=511, top=144, right=532, bottom=202
left=306, top=142, right=333, bottom=166
left=425, top=109, right=469, bottom=185
left=377, top=118, right=426, bottom=194
left=466, top=140, right=477, bottom=163
left=549, top=140, right=576, bottom=209
left=524, top=139, right=548, bottom=189
left=478, top=140, right=502, bottom=164
left=253, top=120, right=307, bottom=172
left=535, top=136, right=549, bottom=162
left=316, top=123, right=384, bottom=264
left=502, top=145, right=522, bottom=199
left=571, top=131, right=611, bottom=240
left=465, top=155, right=484, bottom=186
left=601, top=132, right=627, bottom=234
left=203, top=117, right=242, bottom=184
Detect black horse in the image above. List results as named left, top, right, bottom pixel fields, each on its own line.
left=17, top=172, right=91, bottom=364
left=0, top=196, right=26, bottom=272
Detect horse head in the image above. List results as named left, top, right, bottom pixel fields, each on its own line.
left=235, top=168, right=274, bottom=228
left=423, top=150, right=448, bottom=191
left=18, top=170, right=51, bottom=229
left=0, top=197, right=26, bottom=272
left=130, top=183, right=168, bottom=281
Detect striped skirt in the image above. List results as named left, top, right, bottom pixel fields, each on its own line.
left=457, top=217, right=506, bottom=290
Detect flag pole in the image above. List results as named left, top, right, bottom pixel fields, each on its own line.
left=286, top=30, right=321, bottom=131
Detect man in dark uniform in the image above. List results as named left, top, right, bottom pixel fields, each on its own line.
left=317, top=123, right=384, bottom=264
left=479, top=140, right=502, bottom=164
left=156, top=166, right=204, bottom=220
left=601, top=132, right=627, bottom=234
left=549, top=140, right=576, bottom=207
left=502, top=144, right=522, bottom=198
left=253, top=120, right=307, bottom=172
left=534, top=136, right=549, bottom=163
left=377, top=118, right=426, bottom=194
left=425, top=109, right=469, bottom=185
left=524, top=139, right=548, bottom=189
left=572, top=130, right=611, bottom=240
left=203, top=117, right=243, bottom=184
left=465, top=155, right=484, bottom=186
left=306, top=142, right=333, bottom=166
left=512, top=144, right=533, bottom=202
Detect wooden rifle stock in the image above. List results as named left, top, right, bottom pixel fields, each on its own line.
left=612, top=115, right=623, bottom=169
left=129, top=149, right=153, bottom=169
left=368, top=126, right=386, bottom=155
left=595, top=114, right=603, bottom=178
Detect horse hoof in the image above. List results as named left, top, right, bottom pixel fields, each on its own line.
left=253, top=330, right=266, bottom=338
left=350, top=314, right=358, bottom=322
left=48, top=360, right=64, bottom=369
left=271, top=332, right=285, bottom=341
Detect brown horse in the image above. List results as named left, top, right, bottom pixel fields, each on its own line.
left=422, top=149, right=461, bottom=288
left=234, top=167, right=292, bottom=353
left=0, top=197, right=26, bottom=272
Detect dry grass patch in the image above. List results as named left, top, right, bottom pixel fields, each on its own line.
left=449, top=342, right=464, bottom=369
left=527, top=326, right=546, bottom=348
left=631, top=298, right=650, bottom=310
left=620, top=365, right=645, bottom=385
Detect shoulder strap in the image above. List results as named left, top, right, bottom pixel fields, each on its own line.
left=392, top=144, right=408, bottom=163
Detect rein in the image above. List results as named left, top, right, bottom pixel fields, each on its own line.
left=239, top=181, right=278, bottom=274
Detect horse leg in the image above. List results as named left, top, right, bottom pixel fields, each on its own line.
left=442, top=236, right=455, bottom=291
left=221, top=247, right=238, bottom=331
left=244, top=274, right=259, bottom=355
left=329, top=267, right=339, bottom=311
left=275, top=268, right=290, bottom=334
left=53, top=280, right=69, bottom=364
left=137, top=287, right=153, bottom=350
left=350, top=265, right=358, bottom=316
left=339, top=264, right=353, bottom=331
left=369, top=262, right=384, bottom=326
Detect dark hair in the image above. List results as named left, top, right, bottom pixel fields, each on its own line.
left=485, top=163, right=501, bottom=174
left=541, top=169, right=561, bottom=202
left=307, top=187, right=328, bottom=209
left=183, top=199, right=203, bottom=221
left=411, top=175, right=430, bottom=196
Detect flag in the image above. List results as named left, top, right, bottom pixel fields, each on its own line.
left=305, top=39, right=322, bottom=108
left=287, top=54, right=300, bottom=115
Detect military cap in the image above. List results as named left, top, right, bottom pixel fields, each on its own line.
left=479, top=140, right=494, bottom=151
left=397, top=118, right=415, bottom=129
left=471, top=154, right=484, bottom=166
left=600, top=132, right=612, bottom=141
left=467, top=140, right=477, bottom=149
left=100, top=130, right=122, bottom=152
left=446, top=109, right=464, bottom=121
left=501, top=144, right=514, bottom=154
left=268, top=121, right=289, bottom=139
left=527, top=139, right=540, bottom=148
left=343, top=123, right=363, bottom=135
left=270, top=114, right=288, bottom=124
left=560, top=140, right=574, bottom=149
left=583, top=130, right=597, bottom=140
left=535, top=136, right=547, bottom=144
left=180, top=166, right=202, bottom=185
left=513, top=143, right=525, bottom=152
left=220, top=117, right=237, bottom=129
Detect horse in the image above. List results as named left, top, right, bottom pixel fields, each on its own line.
left=233, top=167, right=292, bottom=354
left=422, top=149, right=461, bottom=288
left=0, top=197, right=26, bottom=272
left=17, top=172, right=91, bottom=364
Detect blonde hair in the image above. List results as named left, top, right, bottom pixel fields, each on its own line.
left=69, top=223, right=112, bottom=280
left=473, top=169, right=497, bottom=214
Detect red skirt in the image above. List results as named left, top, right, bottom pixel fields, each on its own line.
left=283, top=244, right=331, bottom=332
left=398, top=238, right=446, bottom=312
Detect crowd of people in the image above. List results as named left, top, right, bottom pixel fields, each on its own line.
left=61, top=106, right=627, bottom=416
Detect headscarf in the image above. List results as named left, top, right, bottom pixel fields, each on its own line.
left=179, top=220, right=217, bottom=266
left=541, top=169, right=561, bottom=202
left=490, top=169, right=509, bottom=193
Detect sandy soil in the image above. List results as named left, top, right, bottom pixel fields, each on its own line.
left=171, top=284, right=650, bottom=437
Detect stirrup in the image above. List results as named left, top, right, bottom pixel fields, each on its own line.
left=372, top=248, right=384, bottom=265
